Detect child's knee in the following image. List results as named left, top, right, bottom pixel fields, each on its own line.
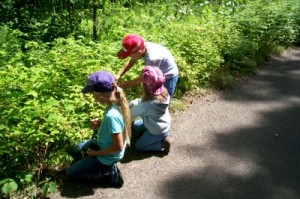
left=135, top=142, right=145, bottom=151
left=65, top=167, right=74, bottom=176
left=65, top=164, right=81, bottom=177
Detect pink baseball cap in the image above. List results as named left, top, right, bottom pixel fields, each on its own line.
left=141, top=66, right=166, bottom=96
left=117, top=34, right=145, bottom=59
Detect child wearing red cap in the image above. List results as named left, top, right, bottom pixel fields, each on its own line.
left=129, top=66, right=171, bottom=154
left=66, top=71, right=131, bottom=187
left=116, top=34, right=179, bottom=98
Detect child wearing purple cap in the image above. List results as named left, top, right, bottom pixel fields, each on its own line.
left=116, top=34, right=179, bottom=98
left=129, top=66, right=171, bottom=154
left=66, top=71, right=131, bottom=187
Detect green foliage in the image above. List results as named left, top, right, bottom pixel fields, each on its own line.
left=225, top=0, right=300, bottom=72
left=0, top=0, right=299, bottom=197
left=0, top=26, right=24, bottom=66
left=0, top=178, right=18, bottom=197
left=39, top=178, right=57, bottom=197
left=0, top=174, right=57, bottom=198
left=0, top=0, right=82, bottom=41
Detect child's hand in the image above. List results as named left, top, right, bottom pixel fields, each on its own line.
left=90, top=118, right=100, bottom=130
left=114, top=74, right=120, bottom=82
left=87, top=148, right=98, bottom=156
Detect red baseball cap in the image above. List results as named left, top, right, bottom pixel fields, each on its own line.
left=117, top=34, right=145, bottom=59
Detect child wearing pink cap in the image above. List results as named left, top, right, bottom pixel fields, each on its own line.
left=129, top=66, right=171, bottom=154
left=116, top=34, right=179, bottom=98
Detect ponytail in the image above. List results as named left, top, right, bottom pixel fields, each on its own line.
left=115, top=86, right=132, bottom=146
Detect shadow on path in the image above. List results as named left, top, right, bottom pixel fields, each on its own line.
left=161, top=48, right=300, bottom=199
left=121, top=145, right=166, bottom=164
left=58, top=146, right=165, bottom=198
left=59, top=179, right=117, bottom=198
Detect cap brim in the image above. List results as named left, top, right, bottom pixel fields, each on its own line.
left=81, top=85, right=92, bottom=94
left=117, top=49, right=130, bottom=59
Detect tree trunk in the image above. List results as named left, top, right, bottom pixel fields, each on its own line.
left=67, top=0, right=73, bottom=32
left=93, top=4, right=98, bottom=40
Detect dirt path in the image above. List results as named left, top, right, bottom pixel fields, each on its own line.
left=52, top=47, right=300, bottom=199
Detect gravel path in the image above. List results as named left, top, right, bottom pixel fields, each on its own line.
left=52, top=47, right=300, bottom=199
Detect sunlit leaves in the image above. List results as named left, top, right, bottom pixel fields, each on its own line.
left=0, top=0, right=299, bottom=197
left=0, top=178, right=18, bottom=197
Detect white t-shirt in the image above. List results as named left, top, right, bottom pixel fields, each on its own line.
left=143, top=42, right=179, bottom=79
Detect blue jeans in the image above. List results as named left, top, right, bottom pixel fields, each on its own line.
left=164, top=75, right=178, bottom=98
left=66, top=156, right=112, bottom=179
left=66, top=139, right=118, bottom=182
left=70, top=139, right=99, bottom=160
left=133, top=119, right=170, bottom=152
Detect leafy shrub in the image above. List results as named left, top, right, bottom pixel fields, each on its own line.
left=1, top=0, right=300, bottom=197
left=0, top=26, right=24, bottom=66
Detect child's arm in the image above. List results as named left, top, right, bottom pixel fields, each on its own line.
left=87, top=133, right=123, bottom=156
left=116, top=59, right=138, bottom=80
left=118, top=77, right=142, bottom=89
left=130, top=102, right=148, bottom=118
left=128, top=98, right=141, bottom=108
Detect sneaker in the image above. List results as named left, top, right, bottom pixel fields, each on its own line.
left=109, top=164, right=124, bottom=188
left=109, top=164, right=118, bottom=183
left=162, top=137, right=171, bottom=155
left=115, top=167, right=124, bottom=188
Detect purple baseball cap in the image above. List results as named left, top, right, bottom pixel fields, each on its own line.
left=81, top=71, right=116, bottom=94
left=141, top=66, right=165, bottom=96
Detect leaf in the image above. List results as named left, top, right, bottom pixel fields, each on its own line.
left=2, top=180, right=17, bottom=196
left=9, top=181, right=18, bottom=191
left=0, top=125, right=7, bottom=131
left=25, top=174, right=33, bottom=183
left=45, top=98, right=59, bottom=106
left=27, top=91, right=38, bottom=98
left=48, top=182, right=57, bottom=193
left=41, top=183, right=49, bottom=196
left=2, top=183, right=10, bottom=196
left=0, top=179, right=8, bottom=186
left=47, top=114, right=60, bottom=121
left=0, top=50, right=7, bottom=56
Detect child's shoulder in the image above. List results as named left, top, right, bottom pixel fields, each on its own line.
left=106, top=105, right=122, bottom=116
left=146, top=42, right=170, bottom=56
left=146, top=41, right=163, bottom=48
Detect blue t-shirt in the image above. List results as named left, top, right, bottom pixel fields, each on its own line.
left=96, top=104, right=125, bottom=165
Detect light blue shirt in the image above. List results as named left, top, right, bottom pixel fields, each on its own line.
left=129, top=96, right=171, bottom=135
left=97, top=104, right=125, bottom=165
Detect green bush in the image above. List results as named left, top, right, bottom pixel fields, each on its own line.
left=0, top=0, right=300, bottom=197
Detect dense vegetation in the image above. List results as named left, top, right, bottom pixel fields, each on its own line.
left=1, top=0, right=299, bottom=197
